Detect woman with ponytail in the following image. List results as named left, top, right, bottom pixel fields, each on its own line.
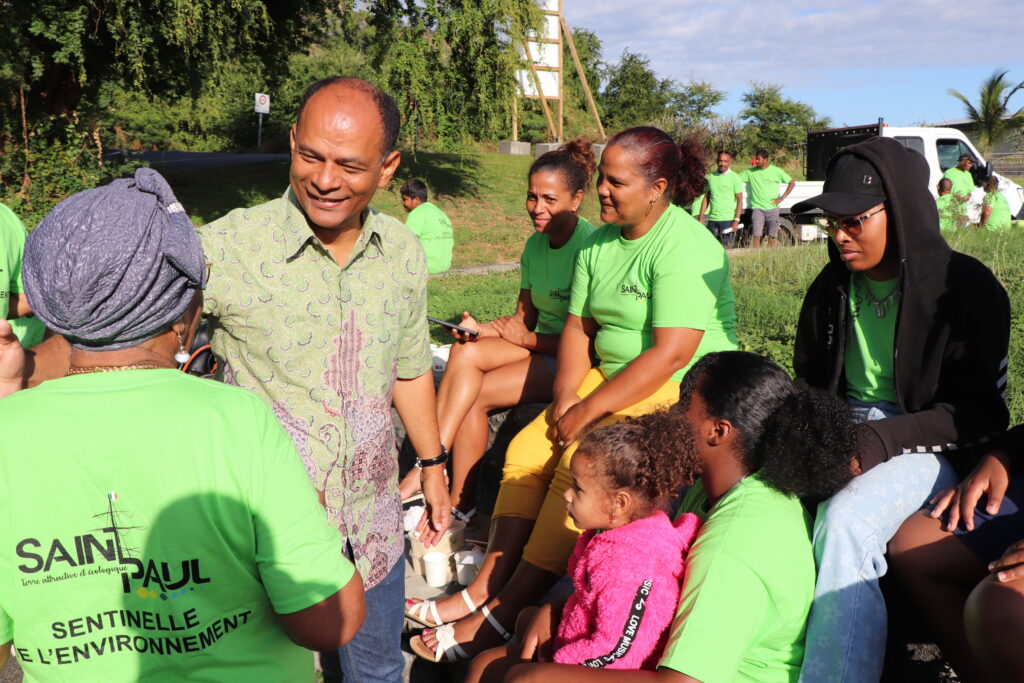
left=403, top=140, right=598, bottom=622
left=412, top=127, right=739, bottom=662
left=484, top=351, right=856, bottom=683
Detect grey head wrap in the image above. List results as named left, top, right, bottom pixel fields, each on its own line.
left=22, top=168, right=207, bottom=350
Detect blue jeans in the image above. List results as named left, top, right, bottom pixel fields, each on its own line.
left=337, top=557, right=405, bottom=683
left=707, top=220, right=736, bottom=248
left=798, top=400, right=960, bottom=682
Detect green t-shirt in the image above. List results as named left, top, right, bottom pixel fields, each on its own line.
left=739, top=165, right=792, bottom=210
left=660, top=476, right=815, bottom=682
left=405, top=201, right=454, bottom=273
left=704, top=170, right=745, bottom=221
left=519, top=216, right=597, bottom=335
left=943, top=167, right=975, bottom=198
left=845, top=275, right=899, bottom=404
left=0, top=202, right=26, bottom=320
left=983, top=191, right=1012, bottom=232
left=935, top=194, right=965, bottom=232
left=689, top=195, right=705, bottom=218
left=0, top=370, right=354, bottom=682
left=568, top=204, right=738, bottom=382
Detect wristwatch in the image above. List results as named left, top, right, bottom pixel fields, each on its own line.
left=416, top=445, right=449, bottom=469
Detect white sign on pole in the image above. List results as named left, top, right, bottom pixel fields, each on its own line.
left=254, top=93, right=270, bottom=114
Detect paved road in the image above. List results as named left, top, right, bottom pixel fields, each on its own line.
left=107, top=150, right=288, bottom=173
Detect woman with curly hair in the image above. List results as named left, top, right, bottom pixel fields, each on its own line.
left=470, top=350, right=857, bottom=682
left=411, top=126, right=739, bottom=662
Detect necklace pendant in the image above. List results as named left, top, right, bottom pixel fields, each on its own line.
left=875, top=303, right=886, bottom=318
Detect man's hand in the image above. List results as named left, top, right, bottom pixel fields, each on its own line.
left=0, top=319, right=26, bottom=398
left=417, top=466, right=451, bottom=547
left=930, top=451, right=1011, bottom=532
left=771, top=197, right=783, bottom=206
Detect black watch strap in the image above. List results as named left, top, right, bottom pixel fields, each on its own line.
left=416, top=445, right=449, bottom=469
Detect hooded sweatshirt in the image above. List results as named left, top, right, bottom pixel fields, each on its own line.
left=794, top=136, right=1010, bottom=474
left=553, top=511, right=701, bottom=670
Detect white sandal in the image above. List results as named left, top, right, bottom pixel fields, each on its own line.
left=451, top=506, right=477, bottom=524
left=409, top=604, right=511, bottom=663
left=404, top=588, right=478, bottom=628
left=410, top=622, right=469, bottom=662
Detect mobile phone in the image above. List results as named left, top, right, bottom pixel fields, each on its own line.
left=427, top=316, right=479, bottom=338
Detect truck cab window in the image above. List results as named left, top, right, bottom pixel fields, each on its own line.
left=893, top=136, right=924, bottom=156
left=937, top=139, right=974, bottom=171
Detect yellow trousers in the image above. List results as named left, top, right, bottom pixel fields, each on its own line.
left=492, top=368, right=681, bottom=574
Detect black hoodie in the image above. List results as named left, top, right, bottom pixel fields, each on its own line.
left=793, top=136, right=1010, bottom=474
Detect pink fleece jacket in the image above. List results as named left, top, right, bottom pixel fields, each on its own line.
left=553, top=510, right=701, bottom=670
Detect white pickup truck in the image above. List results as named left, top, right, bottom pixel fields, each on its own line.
left=745, top=121, right=1024, bottom=243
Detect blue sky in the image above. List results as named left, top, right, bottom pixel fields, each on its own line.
left=563, top=0, right=1024, bottom=127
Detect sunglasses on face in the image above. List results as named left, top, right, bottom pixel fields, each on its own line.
left=823, top=206, right=886, bottom=236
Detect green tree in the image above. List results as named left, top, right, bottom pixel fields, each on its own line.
left=366, top=0, right=540, bottom=146
left=738, top=82, right=829, bottom=156
left=0, top=0, right=334, bottom=222
left=601, top=49, right=674, bottom=130
left=948, top=69, right=1024, bottom=155
left=669, top=80, right=726, bottom=129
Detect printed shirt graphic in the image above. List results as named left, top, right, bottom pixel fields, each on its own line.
left=704, top=170, right=745, bottom=222
left=0, top=202, right=27, bottom=320
left=198, top=189, right=432, bottom=588
left=0, top=370, right=352, bottom=682
left=569, top=204, right=738, bottom=383
left=404, top=201, right=454, bottom=273
left=519, top=216, right=597, bottom=335
left=739, top=165, right=792, bottom=210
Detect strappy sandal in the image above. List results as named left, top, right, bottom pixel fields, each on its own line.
left=404, top=588, right=478, bottom=628
left=451, top=506, right=477, bottom=526
left=409, top=605, right=512, bottom=663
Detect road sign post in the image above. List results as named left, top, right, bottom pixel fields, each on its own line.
left=254, top=93, right=270, bottom=151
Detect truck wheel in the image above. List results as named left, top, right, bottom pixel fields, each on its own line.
left=776, top=216, right=797, bottom=246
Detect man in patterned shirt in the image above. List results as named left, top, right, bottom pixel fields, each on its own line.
left=197, top=77, right=451, bottom=682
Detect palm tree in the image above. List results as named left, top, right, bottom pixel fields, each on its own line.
left=948, top=70, right=1024, bottom=155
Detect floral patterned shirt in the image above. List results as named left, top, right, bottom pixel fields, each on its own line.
left=197, top=189, right=432, bottom=588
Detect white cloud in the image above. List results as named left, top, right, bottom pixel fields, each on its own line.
left=565, top=0, right=1023, bottom=91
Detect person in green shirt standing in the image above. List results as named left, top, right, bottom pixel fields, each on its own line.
left=739, top=149, right=795, bottom=248
left=935, top=178, right=966, bottom=232
left=699, top=150, right=745, bottom=248
left=981, top=175, right=1012, bottom=231
left=943, top=153, right=976, bottom=201
left=401, top=178, right=454, bottom=273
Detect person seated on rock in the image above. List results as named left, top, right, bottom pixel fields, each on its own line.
left=398, top=140, right=598, bottom=535
left=408, top=126, right=738, bottom=662
left=467, top=351, right=855, bottom=683
left=791, top=136, right=1011, bottom=683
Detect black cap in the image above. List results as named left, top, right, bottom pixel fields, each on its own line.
left=792, top=154, right=887, bottom=216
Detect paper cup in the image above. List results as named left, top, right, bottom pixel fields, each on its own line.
left=422, top=551, right=450, bottom=588
left=453, top=549, right=483, bottom=585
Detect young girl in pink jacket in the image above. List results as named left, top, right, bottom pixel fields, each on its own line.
left=468, top=410, right=701, bottom=680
